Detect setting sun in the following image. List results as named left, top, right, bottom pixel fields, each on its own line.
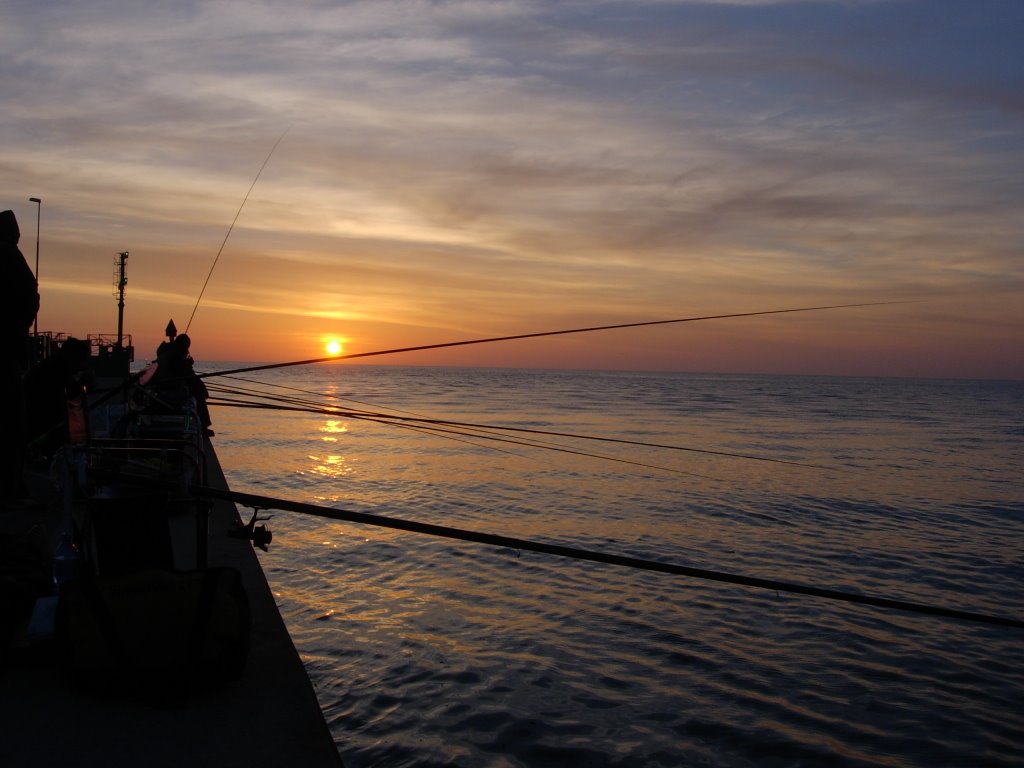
left=325, top=340, right=342, bottom=356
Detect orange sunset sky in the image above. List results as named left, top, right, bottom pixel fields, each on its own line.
left=3, top=1, right=1022, bottom=379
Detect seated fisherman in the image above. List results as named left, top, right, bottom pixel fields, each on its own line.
left=144, top=333, right=213, bottom=437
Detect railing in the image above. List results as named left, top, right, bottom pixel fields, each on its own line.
left=29, top=331, right=135, bottom=368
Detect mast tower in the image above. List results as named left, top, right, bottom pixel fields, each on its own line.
left=114, top=250, right=128, bottom=351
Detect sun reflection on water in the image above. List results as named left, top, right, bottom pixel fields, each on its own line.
left=307, top=419, right=354, bottom=478
left=320, top=419, right=348, bottom=442
left=308, top=452, right=353, bottom=479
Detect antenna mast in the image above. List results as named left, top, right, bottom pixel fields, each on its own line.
left=114, top=251, right=128, bottom=351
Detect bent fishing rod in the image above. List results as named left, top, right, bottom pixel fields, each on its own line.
left=193, top=483, right=1022, bottom=630
left=185, top=126, right=290, bottom=334
left=199, top=300, right=916, bottom=380
left=83, top=131, right=288, bottom=413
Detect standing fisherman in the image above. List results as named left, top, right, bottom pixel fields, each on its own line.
left=0, top=209, right=41, bottom=501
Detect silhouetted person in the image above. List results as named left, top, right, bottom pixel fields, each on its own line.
left=146, top=333, right=213, bottom=436
left=0, top=210, right=40, bottom=501
left=24, top=337, right=93, bottom=461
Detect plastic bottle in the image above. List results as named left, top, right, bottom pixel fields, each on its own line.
left=53, top=532, right=78, bottom=589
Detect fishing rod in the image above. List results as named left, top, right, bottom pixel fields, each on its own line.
left=82, top=131, right=289, bottom=412
left=185, top=127, right=290, bottom=334
left=198, top=300, right=916, bottom=380
left=196, top=484, right=1024, bottom=629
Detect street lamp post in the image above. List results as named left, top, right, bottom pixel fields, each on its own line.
left=29, top=197, right=41, bottom=336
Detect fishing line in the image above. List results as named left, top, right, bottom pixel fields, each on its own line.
left=205, top=382, right=363, bottom=414
left=206, top=395, right=700, bottom=474
left=371, top=420, right=526, bottom=459
left=185, top=127, right=290, bottom=334
left=206, top=396, right=720, bottom=478
left=205, top=396, right=542, bottom=462
left=218, top=374, right=428, bottom=419
left=203, top=380, right=730, bottom=475
left=194, top=484, right=1024, bottom=629
left=359, top=418, right=721, bottom=479
left=205, top=395, right=821, bottom=472
left=204, top=390, right=692, bottom=472
left=205, top=373, right=829, bottom=476
left=209, top=380, right=393, bottom=419
left=198, top=300, right=918, bottom=380
left=363, top=416, right=724, bottom=479
left=407, top=417, right=831, bottom=470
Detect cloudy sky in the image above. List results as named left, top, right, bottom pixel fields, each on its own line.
left=2, top=0, right=1022, bottom=377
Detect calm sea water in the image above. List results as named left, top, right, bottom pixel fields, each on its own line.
left=202, top=365, right=1024, bottom=768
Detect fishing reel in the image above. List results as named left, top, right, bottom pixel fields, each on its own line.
left=229, top=508, right=273, bottom=552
